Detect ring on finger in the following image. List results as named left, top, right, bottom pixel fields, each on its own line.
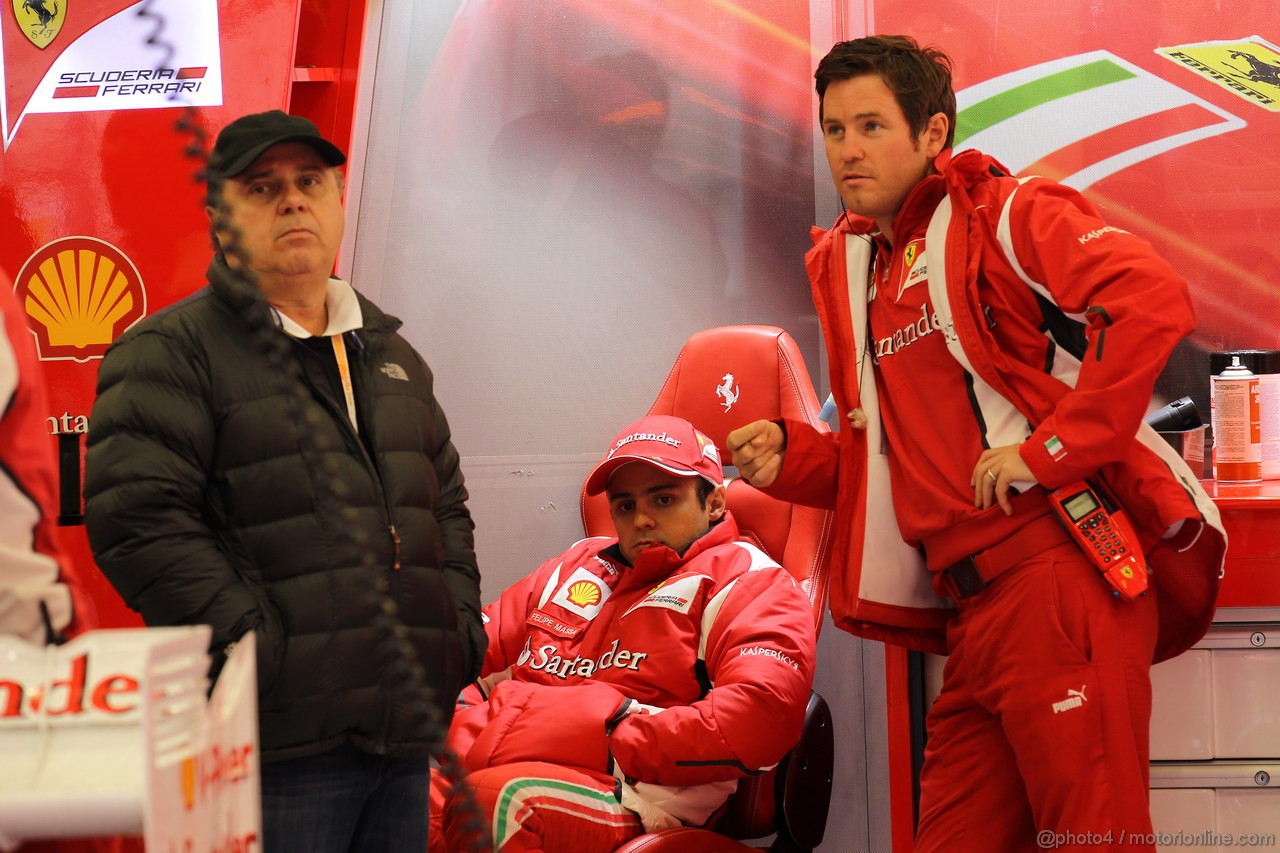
left=985, top=469, right=997, bottom=482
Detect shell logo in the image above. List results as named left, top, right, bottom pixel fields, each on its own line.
left=14, top=236, right=147, bottom=362
left=566, top=580, right=602, bottom=608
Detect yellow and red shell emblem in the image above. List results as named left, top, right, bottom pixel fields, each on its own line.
left=14, top=236, right=147, bottom=362
left=566, top=580, right=602, bottom=608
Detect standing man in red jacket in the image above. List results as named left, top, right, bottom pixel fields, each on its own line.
left=729, top=36, right=1224, bottom=852
left=430, top=415, right=816, bottom=852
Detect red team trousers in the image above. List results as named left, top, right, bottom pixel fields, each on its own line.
left=429, top=761, right=643, bottom=853
left=915, top=541, right=1160, bottom=853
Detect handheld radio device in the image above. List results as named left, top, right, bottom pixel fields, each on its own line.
left=1048, top=480, right=1148, bottom=601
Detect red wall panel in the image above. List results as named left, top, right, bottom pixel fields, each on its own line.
left=2, top=0, right=302, bottom=631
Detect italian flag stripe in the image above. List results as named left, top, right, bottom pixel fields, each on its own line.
left=956, top=58, right=1136, bottom=143
left=493, top=777, right=633, bottom=849
left=1023, top=102, right=1228, bottom=184
left=954, top=51, right=1244, bottom=188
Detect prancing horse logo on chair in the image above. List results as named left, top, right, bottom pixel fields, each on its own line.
left=715, top=373, right=740, bottom=412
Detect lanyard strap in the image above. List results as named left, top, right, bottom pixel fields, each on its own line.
left=330, top=334, right=359, bottom=435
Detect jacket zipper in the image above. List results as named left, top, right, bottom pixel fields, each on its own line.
left=297, top=332, right=405, bottom=745
left=297, top=334, right=402, bottom=568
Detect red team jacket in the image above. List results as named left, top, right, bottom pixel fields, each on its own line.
left=767, top=148, right=1224, bottom=662
left=447, top=512, right=816, bottom=829
left=1, top=276, right=90, bottom=642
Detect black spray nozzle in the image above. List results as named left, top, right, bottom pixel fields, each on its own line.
left=1145, top=396, right=1203, bottom=432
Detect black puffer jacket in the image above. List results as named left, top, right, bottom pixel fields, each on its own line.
left=85, top=259, right=486, bottom=761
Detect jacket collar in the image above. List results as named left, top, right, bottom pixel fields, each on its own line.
left=604, top=511, right=743, bottom=588
left=269, top=277, right=363, bottom=339
left=206, top=256, right=402, bottom=341
left=812, top=148, right=1012, bottom=248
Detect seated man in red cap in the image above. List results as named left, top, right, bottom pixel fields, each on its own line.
left=430, top=414, right=817, bottom=852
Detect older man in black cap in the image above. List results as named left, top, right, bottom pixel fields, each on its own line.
left=84, top=111, right=486, bottom=852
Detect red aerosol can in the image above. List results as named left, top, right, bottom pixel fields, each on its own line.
left=1212, top=356, right=1262, bottom=482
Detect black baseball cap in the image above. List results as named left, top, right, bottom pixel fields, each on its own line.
left=208, top=110, right=346, bottom=182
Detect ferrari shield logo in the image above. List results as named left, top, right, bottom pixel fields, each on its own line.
left=1157, top=37, right=1280, bottom=112
left=12, top=0, right=66, bottom=49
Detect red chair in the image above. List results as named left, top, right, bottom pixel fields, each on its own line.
left=580, top=325, right=836, bottom=853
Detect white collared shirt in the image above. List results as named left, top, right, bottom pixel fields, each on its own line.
left=271, top=277, right=364, bottom=339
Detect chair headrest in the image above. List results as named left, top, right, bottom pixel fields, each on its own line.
left=646, top=325, right=826, bottom=453
left=580, top=324, right=833, bottom=621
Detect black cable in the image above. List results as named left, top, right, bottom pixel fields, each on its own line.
left=135, top=2, right=491, bottom=848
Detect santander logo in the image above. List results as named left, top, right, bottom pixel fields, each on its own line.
left=0, top=652, right=140, bottom=722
